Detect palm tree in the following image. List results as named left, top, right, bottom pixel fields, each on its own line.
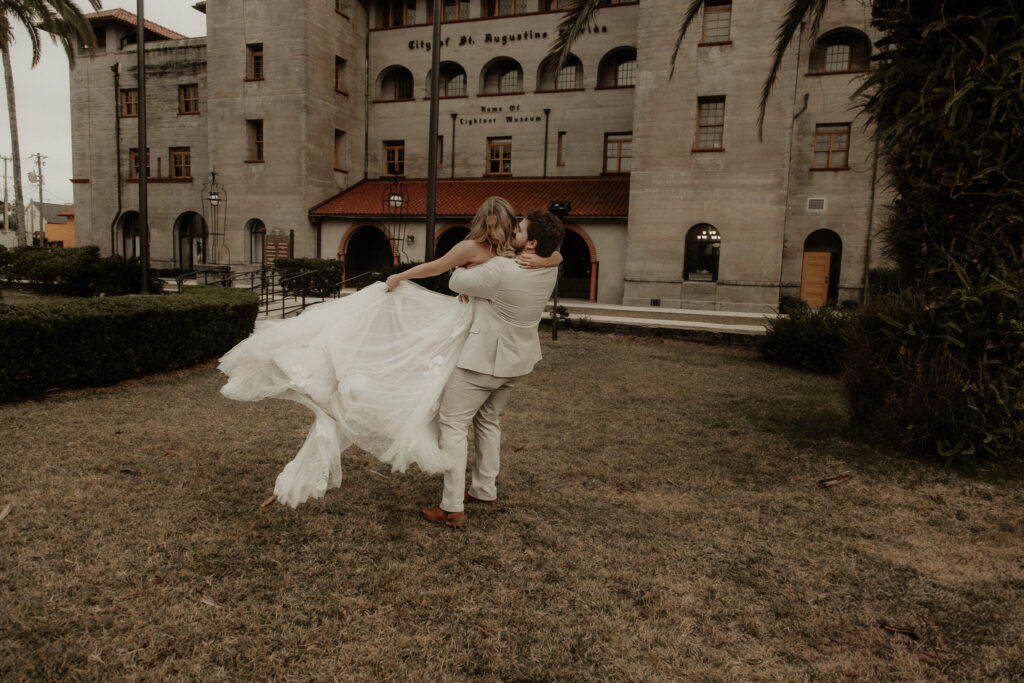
left=1, top=0, right=100, bottom=246
left=548, top=0, right=828, bottom=137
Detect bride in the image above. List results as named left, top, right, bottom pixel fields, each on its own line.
left=219, top=197, right=560, bottom=507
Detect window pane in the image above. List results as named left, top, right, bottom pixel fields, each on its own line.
left=557, top=64, right=577, bottom=90
left=814, top=136, right=831, bottom=151
left=500, top=68, right=520, bottom=92
left=703, top=8, right=731, bottom=43
left=824, top=44, right=851, bottom=72
left=814, top=151, right=830, bottom=167
left=616, top=59, right=636, bottom=86
left=832, top=150, right=847, bottom=167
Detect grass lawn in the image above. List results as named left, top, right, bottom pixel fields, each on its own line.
left=2, top=331, right=1022, bottom=680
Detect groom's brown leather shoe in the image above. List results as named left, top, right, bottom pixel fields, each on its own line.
left=421, top=507, right=465, bottom=528
left=464, top=493, right=496, bottom=505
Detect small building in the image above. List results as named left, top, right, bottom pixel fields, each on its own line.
left=26, top=201, right=71, bottom=246
left=45, top=205, right=76, bottom=247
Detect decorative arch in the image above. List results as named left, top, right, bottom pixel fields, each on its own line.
left=245, top=218, right=266, bottom=264
left=808, top=28, right=871, bottom=74
left=536, top=53, right=583, bottom=92
left=480, top=57, right=524, bottom=95
left=683, top=223, right=721, bottom=282
left=173, top=211, right=208, bottom=271
left=339, top=223, right=397, bottom=283
left=559, top=223, right=598, bottom=302
left=597, top=46, right=637, bottom=88
left=428, top=61, right=468, bottom=98
left=115, top=210, right=140, bottom=259
left=376, top=65, right=414, bottom=101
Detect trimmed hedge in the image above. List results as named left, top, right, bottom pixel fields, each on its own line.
left=275, top=258, right=345, bottom=297
left=0, top=286, right=258, bottom=401
left=760, top=299, right=852, bottom=374
left=1, top=245, right=163, bottom=296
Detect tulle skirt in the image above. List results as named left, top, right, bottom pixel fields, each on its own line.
left=219, top=281, right=472, bottom=507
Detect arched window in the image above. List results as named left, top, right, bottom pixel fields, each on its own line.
left=378, top=66, right=414, bottom=101
left=537, top=54, right=582, bottom=92
left=684, top=224, right=721, bottom=282
left=118, top=211, right=140, bottom=259
left=247, top=219, right=266, bottom=264
left=809, top=29, right=871, bottom=74
left=597, top=47, right=637, bottom=88
left=481, top=58, right=523, bottom=95
left=435, top=62, right=467, bottom=97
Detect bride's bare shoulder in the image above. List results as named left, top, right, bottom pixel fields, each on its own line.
left=452, top=239, right=494, bottom=267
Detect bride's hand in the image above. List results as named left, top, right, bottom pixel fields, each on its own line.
left=385, top=274, right=402, bottom=291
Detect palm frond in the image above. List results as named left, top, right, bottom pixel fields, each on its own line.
left=546, top=0, right=605, bottom=73
left=668, top=0, right=705, bottom=79
left=756, top=0, right=829, bottom=139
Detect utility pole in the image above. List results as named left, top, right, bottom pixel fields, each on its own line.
left=137, top=0, right=151, bottom=293
left=29, top=153, right=46, bottom=244
left=423, top=0, right=441, bottom=263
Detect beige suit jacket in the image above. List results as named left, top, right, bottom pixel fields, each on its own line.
left=448, top=256, right=558, bottom=378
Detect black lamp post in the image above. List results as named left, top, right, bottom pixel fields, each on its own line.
left=202, top=171, right=227, bottom=264
left=547, top=201, right=571, bottom=340
left=382, top=179, right=411, bottom=261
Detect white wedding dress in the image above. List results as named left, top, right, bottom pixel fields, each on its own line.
left=219, top=281, right=472, bottom=507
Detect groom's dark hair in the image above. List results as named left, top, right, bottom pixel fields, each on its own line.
left=524, top=209, right=564, bottom=257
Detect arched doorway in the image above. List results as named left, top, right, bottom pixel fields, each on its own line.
left=558, top=227, right=597, bottom=301
left=800, top=229, right=843, bottom=306
left=246, top=218, right=266, bottom=264
left=344, top=225, right=395, bottom=281
left=435, top=226, right=469, bottom=258
left=116, top=211, right=140, bottom=258
left=684, top=224, right=721, bottom=282
left=173, top=212, right=208, bottom=271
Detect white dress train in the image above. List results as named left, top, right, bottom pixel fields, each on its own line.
left=218, top=281, right=472, bottom=507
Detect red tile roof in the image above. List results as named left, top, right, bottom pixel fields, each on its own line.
left=310, top=177, right=630, bottom=218
left=84, top=9, right=188, bottom=41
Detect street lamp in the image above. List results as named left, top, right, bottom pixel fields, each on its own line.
left=202, top=171, right=228, bottom=265
left=382, top=180, right=411, bottom=261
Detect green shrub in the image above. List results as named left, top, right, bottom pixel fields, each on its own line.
left=0, top=286, right=258, bottom=401
left=843, top=259, right=1024, bottom=459
left=760, top=303, right=851, bottom=374
left=867, top=268, right=903, bottom=300
left=93, top=255, right=164, bottom=295
left=275, top=258, right=345, bottom=297
left=1, top=246, right=162, bottom=296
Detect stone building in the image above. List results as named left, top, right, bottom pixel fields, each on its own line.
left=67, top=1, right=888, bottom=310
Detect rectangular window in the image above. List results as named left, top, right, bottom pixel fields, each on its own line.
left=557, top=131, right=566, bottom=167
left=128, top=148, right=150, bottom=179
left=335, top=56, right=346, bottom=93
left=170, top=147, right=191, bottom=178
left=120, top=88, right=138, bottom=117
left=603, top=132, right=632, bottom=174
left=248, top=119, right=264, bottom=161
left=695, top=97, right=726, bottom=151
left=824, top=44, right=852, bottom=72
left=334, top=129, right=346, bottom=170
left=428, top=0, right=470, bottom=21
left=487, top=137, right=512, bottom=176
left=701, top=1, right=731, bottom=44
left=485, top=0, right=527, bottom=17
left=384, top=140, right=405, bottom=176
left=178, top=84, right=199, bottom=114
left=247, top=43, right=264, bottom=80
left=379, top=0, right=416, bottom=27
left=813, top=123, right=850, bottom=169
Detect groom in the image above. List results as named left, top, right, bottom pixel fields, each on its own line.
left=422, top=209, right=565, bottom=528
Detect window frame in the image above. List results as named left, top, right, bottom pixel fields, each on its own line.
left=169, top=147, right=192, bottom=179
left=334, top=129, right=346, bottom=171
left=484, top=0, right=526, bottom=18
left=248, top=119, right=265, bottom=162
left=128, top=147, right=150, bottom=179
left=379, top=0, right=416, bottom=28
left=812, top=123, right=851, bottom=170
left=694, top=96, right=726, bottom=152
left=178, top=84, right=199, bottom=115
left=120, top=88, right=138, bottom=118
left=603, top=132, right=632, bottom=174
left=384, top=140, right=405, bottom=177
left=335, top=56, right=347, bottom=94
left=700, top=1, right=732, bottom=46
left=247, top=43, right=264, bottom=81
left=486, top=137, right=512, bottom=176
left=440, top=65, right=467, bottom=97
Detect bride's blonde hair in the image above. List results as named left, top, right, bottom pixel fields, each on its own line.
left=465, top=196, right=516, bottom=257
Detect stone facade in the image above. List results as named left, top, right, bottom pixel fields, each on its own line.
left=67, top=1, right=889, bottom=309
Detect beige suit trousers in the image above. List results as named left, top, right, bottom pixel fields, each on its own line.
left=438, top=367, right=517, bottom=513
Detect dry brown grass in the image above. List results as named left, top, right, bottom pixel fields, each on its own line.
left=2, top=331, right=1023, bottom=681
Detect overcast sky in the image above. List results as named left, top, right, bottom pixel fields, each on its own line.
left=0, top=1, right=207, bottom=208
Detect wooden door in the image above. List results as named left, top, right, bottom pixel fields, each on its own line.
left=800, top=251, right=831, bottom=306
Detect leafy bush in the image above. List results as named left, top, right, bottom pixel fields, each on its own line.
left=867, top=268, right=902, bottom=300
left=760, top=301, right=851, bottom=374
left=0, top=246, right=162, bottom=295
left=275, top=258, right=345, bottom=297
left=843, top=259, right=1024, bottom=459
left=0, top=287, right=258, bottom=401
